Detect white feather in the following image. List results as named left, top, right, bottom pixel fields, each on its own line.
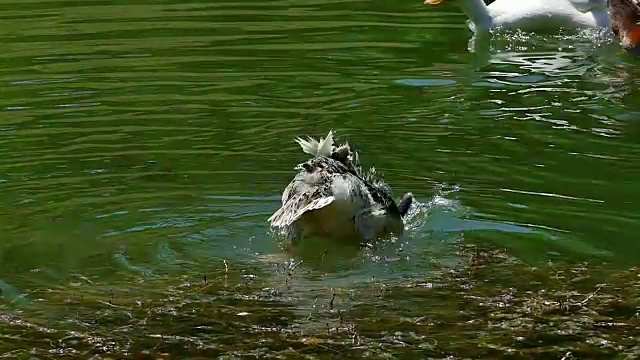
left=330, top=177, right=353, bottom=203
left=438, top=0, right=610, bottom=33
left=267, top=195, right=335, bottom=228
left=294, top=130, right=334, bottom=158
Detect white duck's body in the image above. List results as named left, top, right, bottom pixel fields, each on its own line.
left=426, top=0, right=611, bottom=33
left=267, top=130, right=413, bottom=247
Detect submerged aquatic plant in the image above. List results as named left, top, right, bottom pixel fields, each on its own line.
left=0, top=245, right=639, bottom=359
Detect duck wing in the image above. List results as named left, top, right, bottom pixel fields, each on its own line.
left=268, top=189, right=335, bottom=228
left=270, top=158, right=342, bottom=228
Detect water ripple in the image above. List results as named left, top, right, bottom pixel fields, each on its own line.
left=0, top=0, right=638, bottom=307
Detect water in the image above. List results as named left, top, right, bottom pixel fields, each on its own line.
left=0, top=0, right=639, bottom=357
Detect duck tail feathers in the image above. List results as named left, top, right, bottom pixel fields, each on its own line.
left=294, top=129, right=334, bottom=158
left=397, top=192, right=414, bottom=217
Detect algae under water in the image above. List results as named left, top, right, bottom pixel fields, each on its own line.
left=1, top=243, right=639, bottom=359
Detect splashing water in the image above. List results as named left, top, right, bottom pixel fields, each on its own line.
left=403, top=183, right=465, bottom=234
left=469, top=26, right=615, bottom=56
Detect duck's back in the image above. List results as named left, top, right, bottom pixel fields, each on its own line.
left=269, top=157, right=373, bottom=230
left=487, top=0, right=608, bottom=30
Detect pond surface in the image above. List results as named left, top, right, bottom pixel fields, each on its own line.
left=0, top=0, right=639, bottom=358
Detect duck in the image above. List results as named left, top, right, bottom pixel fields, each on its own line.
left=607, top=0, right=640, bottom=52
left=267, top=130, right=414, bottom=248
left=424, top=0, right=611, bottom=33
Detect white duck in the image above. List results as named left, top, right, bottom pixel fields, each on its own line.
left=268, top=130, right=414, bottom=247
left=424, top=0, right=611, bottom=33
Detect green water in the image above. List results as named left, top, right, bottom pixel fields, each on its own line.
left=1, top=0, right=639, bottom=357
